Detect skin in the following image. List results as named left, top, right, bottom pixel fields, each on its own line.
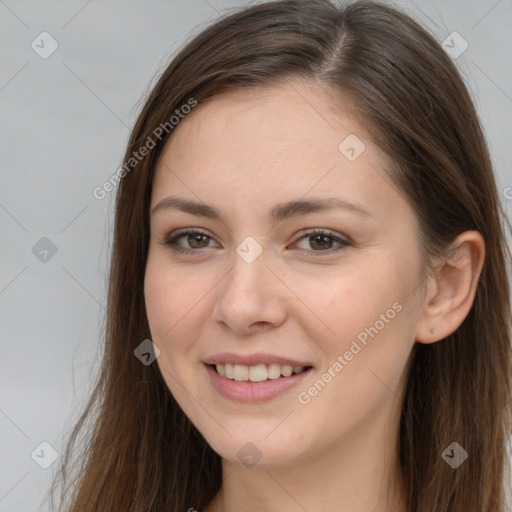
left=144, top=79, right=485, bottom=512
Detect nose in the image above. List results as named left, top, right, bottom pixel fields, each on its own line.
left=212, top=246, right=287, bottom=336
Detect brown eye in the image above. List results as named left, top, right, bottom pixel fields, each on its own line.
left=293, top=229, right=350, bottom=254
left=162, top=229, right=217, bottom=254
left=186, top=233, right=210, bottom=249
left=308, top=233, right=335, bottom=251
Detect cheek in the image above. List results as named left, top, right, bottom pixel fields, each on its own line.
left=144, top=261, right=201, bottom=400
left=298, top=254, right=417, bottom=380
left=144, top=256, right=201, bottom=357
left=144, top=250, right=200, bottom=333
left=144, top=267, right=176, bottom=338
left=297, top=306, right=413, bottom=437
left=291, top=261, right=401, bottom=349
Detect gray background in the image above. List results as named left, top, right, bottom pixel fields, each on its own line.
left=1, top=0, right=511, bottom=510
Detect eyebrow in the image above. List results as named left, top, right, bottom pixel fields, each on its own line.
left=150, top=196, right=372, bottom=223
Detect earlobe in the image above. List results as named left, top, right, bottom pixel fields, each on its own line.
left=415, top=230, right=485, bottom=344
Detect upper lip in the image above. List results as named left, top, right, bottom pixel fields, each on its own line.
left=203, top=352, right=312, bottom=367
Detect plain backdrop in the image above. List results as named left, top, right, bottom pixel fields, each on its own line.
left=1, top=0, right=511, bottom=510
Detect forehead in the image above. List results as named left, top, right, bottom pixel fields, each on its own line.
left=152, top=80, right=402, bottom=220
left=162, top=80, right=358, bottom=158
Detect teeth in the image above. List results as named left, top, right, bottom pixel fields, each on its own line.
left=214, top=363, right=308, bottom=382
left=281, top=365, right=293, bottom=377
left=233, top=364, right=249, bottom=381
left=249, top=364, right=268, bottom=382
left=267, top=363, right=281, bottom=379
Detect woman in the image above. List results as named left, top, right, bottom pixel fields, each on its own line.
left=49, top=0, right=512, bottom=510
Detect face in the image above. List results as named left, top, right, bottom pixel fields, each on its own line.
left=144, top=79, right=425, bottom=468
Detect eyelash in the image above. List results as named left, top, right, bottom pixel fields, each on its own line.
left=160, top=228, right=351, bottom=256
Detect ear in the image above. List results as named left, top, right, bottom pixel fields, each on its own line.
left=415, top=230, right=485, bottom=344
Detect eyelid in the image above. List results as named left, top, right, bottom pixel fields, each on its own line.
left=161, top=227, right=351, bottom=255
left=293, top=227, right=350, bottom=242
left=290, top=228, right=351, bottom=254
left=161, top=227, right=219, bottom=251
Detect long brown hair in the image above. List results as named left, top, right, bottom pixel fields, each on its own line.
left=48, top=1, right=512, bottom=510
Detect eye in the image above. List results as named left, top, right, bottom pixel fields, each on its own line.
left=292, top=228, right=351, bottom=255
left=161, top=227, right=351, bottom=256
left=161, top=228, right=218, bottom=254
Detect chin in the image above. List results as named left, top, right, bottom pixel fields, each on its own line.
left=199, top=425, right=309, bottom=468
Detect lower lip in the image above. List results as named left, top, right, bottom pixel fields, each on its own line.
left=204, top=364, right=313, bottom=403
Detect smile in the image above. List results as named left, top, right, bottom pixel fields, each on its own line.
left=213, top=363, right=308, bottom=382
left=204, top=361, right=314, bottom=403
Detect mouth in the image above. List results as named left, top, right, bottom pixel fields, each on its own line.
left=205, top=362, right=313, bottom=403
left=209, top=363, right=312, bottom=383
left=203, top=353, right=314, bottom=402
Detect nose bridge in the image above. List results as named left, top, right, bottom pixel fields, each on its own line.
left=223, top=239, right=271, bottom=304
left=213, top=237, right=286, bottom=332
